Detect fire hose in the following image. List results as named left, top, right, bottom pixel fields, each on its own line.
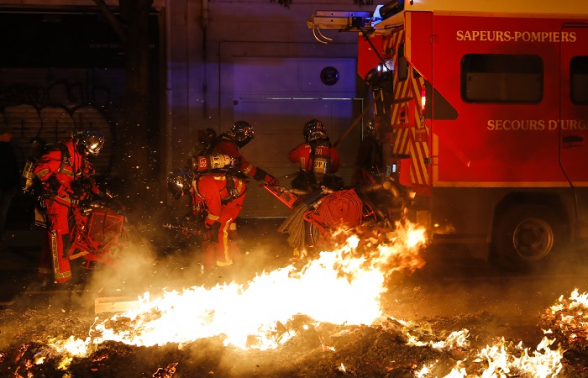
left=303, top=189, right=364, bottom=238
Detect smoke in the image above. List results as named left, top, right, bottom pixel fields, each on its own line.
left=77, top=217, right=292, bottom=309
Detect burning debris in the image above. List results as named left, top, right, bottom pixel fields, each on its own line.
left=542, top=289, right=588, bottom=350
left=0, top=223, right=585, bottom=377
left=0, top=311, right=569, bottom=377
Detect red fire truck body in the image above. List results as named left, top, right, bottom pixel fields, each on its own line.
left=308, top=0, right=588, bottom=269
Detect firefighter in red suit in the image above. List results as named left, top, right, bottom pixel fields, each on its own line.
left=193, top=173, right=247, bottom=269
left=288, top=119, right=343, bottom=191
left=167, top=163, right=246, bottom=270
left=170, top=121, right=277, bottom=271
left=32, top=131, right=105, bottom=284
left=204, top=121, right=278, bottom=269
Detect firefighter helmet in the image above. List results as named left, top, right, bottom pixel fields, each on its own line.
left=303, top=119, right=328, bottom=143
left=76, top=130, right=105, bottom=156
left=231, top=121, right=254, bottom=147
left=166, top=170, right=193, bottom=200
left=198, top=128, right=217, bottom=145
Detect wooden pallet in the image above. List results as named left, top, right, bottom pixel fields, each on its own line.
left=94, top=296, right=140, bottom=314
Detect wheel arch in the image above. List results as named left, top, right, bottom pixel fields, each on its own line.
left=490, top=191, right=572, bottom=249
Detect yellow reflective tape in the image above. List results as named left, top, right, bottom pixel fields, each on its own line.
left=54, top=196, right=71, bottom=205
left=222, top=220, right=231, bottom=261
left=69, top=251, right=89, bottom=260
left=36, top=169, right=50, bottom=179
left=50, top=231, right=72, bottom=280
left=56, top=270, right=71, bottom=279
left=216, top=219, right=233, bottom=267
left=50, top=231, right=60, bottom=278
left=235, top=180, right=244, bottom=193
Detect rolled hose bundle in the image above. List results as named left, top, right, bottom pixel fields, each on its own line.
left=313, top=189, right=364, bottom=229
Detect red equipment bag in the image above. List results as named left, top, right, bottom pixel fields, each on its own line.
left=70, top=206, right=127, bottom=269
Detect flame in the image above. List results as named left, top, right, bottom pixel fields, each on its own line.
left=415, top=362, right=436, bottom=378
left=544, top=288, right=588, bottom=349
left=412, top=334, right=563, bottom=377
left=389, top=315, right=471, bottom=350
left=50, top=222, right=427, bottom=357
left=397, top=308, right=563, bottom=377
left=36, top=222, right=570, bottom=378
left=473, top=337, right=563, bottom=377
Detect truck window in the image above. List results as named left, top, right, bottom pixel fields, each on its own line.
left=461, top=54, right=543, bottom=104
left=398, top=44, right=408, bottom=82
left=571, top=56, right=588, bottom=105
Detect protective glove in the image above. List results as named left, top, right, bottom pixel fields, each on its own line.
left=265, top=174, right=280, bottom=186
left=204, top=217, right=215, bottom=229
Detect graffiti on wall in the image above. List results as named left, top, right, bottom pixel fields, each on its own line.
left=0, top=73, right=122, bottom=176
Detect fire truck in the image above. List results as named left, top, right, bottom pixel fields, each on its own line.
left=307, top=0, right=588, bottom=270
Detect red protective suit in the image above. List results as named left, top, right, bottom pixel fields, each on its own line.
left=288, top=140, right=341, bottom=191
left=188, top=133, right=276, bottom=270
left=288, top=142, right=340, bottom=173
left=191, top=173, right=246, bottom=269
left=33, top=138, right=100, bottom=284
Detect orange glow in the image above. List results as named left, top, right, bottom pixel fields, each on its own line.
left=49, top=222, right=427, bottom=360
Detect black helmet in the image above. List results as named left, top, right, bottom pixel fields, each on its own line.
left=303, top=119, right=327, bottom=143
left=76, top=130, right=104, bottom=156
left=231, top=121, right=254, bottom=147
left=198, top=128, right=217, bottom=145
left=166, top=170, right=193, bottom=200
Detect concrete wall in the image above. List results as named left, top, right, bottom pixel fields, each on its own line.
left=163, top=0, right=375, bottom=167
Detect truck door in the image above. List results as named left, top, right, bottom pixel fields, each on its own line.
left=560, top=27, right=588, bottom=228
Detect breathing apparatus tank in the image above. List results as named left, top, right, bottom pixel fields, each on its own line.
left=21, top=138, right=47, bottom=194
left=310, top=139, right=332, bottom=184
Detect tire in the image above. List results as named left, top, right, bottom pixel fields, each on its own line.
left=492, top=204, right=567, bottom=272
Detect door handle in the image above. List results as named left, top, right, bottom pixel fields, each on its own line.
left=562, top=135, right=584, bottom=143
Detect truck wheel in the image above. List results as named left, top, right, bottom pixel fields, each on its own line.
left=493, top=204, right=566, bottom=271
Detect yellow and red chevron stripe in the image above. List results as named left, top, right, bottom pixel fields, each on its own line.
left=384, top=29, right=430, bottom=186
